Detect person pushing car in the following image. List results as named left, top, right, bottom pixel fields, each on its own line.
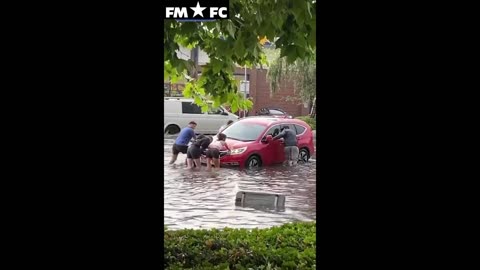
left=169, top=121, right=197, bottom=164
left=272, top=126, right=298, bottom=166
left=186, top=134, right=212, bottom=169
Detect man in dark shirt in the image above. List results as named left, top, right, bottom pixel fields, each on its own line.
left=272, top=126, right=299, bottom=166
left=169, top=121, right=197, bottom=164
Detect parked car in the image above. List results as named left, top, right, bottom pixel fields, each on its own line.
left=205, top=117, right=314, bottom=168
left=256, top=107, right=293, bottom=118
left=164, top=97, right=238, bottom=135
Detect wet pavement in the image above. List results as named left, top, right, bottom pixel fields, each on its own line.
left=164, top=135, right=316, bottom=230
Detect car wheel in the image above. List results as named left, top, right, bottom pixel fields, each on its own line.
left=298, top=148, right=310, bottom=163
left=165, top=124, right=180, bottom=135
left=246, top=155, right=262, bottom=168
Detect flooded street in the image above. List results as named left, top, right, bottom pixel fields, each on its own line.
left=164, top=135, right=316, bottom=230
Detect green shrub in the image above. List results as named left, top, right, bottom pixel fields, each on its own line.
left=295, top=116, right=316, bottom=131
left=164, top=221, right=316, bottom=270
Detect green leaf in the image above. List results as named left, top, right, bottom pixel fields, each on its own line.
left=295, top=34, right=307, bottom=48
left=306, top=1, right=313, bottom=18
left=194, top=96, right=202, bottom=105
left=211, top=60, right=222, bottom=74
left=280, top=47, right=288, bottom=58
left=226, top=21, right=235, bottom=38
left=213, top=96, right=221, bottom=108
left=227, top=91, right=236, bottom=101
left=256, top=12, right=262, bottom=25
left=220, top=94, right=228, bottom=104
left=259, top=53, right=268, bottom=66
left=253, top=46, right=259, bottom=58
left=196, top=86, right=205, bottom=95
left=272, top=12, right=283, bottom=28
left=292, top=0, right=306, bottom=25
left=285, top=45, right=298, bottom=64
left=175, top=59, right=187, bottom=74
left=183, top=83, right=192, bottom=97
left=295, top=46, right=306, bottom=59
left=170, top=70, right=180, bottom=83
left=214, top=79, right=224, bottom=89
left=234, top=36, right=245, bottom=58
left=180, top=22, right=197, bottom=35
left=231, top=101, right=238, bottom=113
left=164, top=47, right=169, bottom=61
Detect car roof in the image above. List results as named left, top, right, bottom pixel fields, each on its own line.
left=237, top=117, right=308, bottom=127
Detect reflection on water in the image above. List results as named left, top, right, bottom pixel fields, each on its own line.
left=164, top=135, right=316, bottom=230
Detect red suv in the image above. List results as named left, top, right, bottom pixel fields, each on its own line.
left=212, top=117, right=315, bottom=168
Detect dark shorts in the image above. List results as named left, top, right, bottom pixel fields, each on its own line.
left=206, top=148, right=220, bottom=159
left=172, top=144, right=188, bottom=155
left=187, top=145, right=202, bottom=159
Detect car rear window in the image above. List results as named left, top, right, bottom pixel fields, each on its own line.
left=294, top=124, right=306, bottom=135
left=182, top=102, right=202, bottom=114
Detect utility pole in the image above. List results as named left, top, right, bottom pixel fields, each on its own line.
left=190, top=47, right=199, bottom=79
left=239, top=66, right=250, bottom=118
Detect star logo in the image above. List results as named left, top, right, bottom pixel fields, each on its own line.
left=190, top=1, right=206, bottom=17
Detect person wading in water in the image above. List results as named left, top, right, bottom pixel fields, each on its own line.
left=169, top=121, right=197, bottom=165
left=272, top=126, right=299, bottom=166
left=186, top=134, right=212, bottom=170
left=205, top=133, right=230, bottom=171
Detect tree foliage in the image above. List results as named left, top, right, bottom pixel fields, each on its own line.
left=164, top=0, right=316, bottom=112
left=266, top=48, right=316, bottom=112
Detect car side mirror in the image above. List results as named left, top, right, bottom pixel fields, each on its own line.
left=221, top=112, right=228, bottom=116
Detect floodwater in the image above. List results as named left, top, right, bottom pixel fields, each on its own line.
left=164, top=135, right=316, bottom=230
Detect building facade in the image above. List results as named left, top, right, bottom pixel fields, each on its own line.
left=164, top=48, right=310, bottom=117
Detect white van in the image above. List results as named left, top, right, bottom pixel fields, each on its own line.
left=164, top=97, right=239, bottom=134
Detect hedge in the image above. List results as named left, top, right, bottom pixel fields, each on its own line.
left=295, top=116, right=316, bottom=131
left=164, top=221, right=316, bottom=269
